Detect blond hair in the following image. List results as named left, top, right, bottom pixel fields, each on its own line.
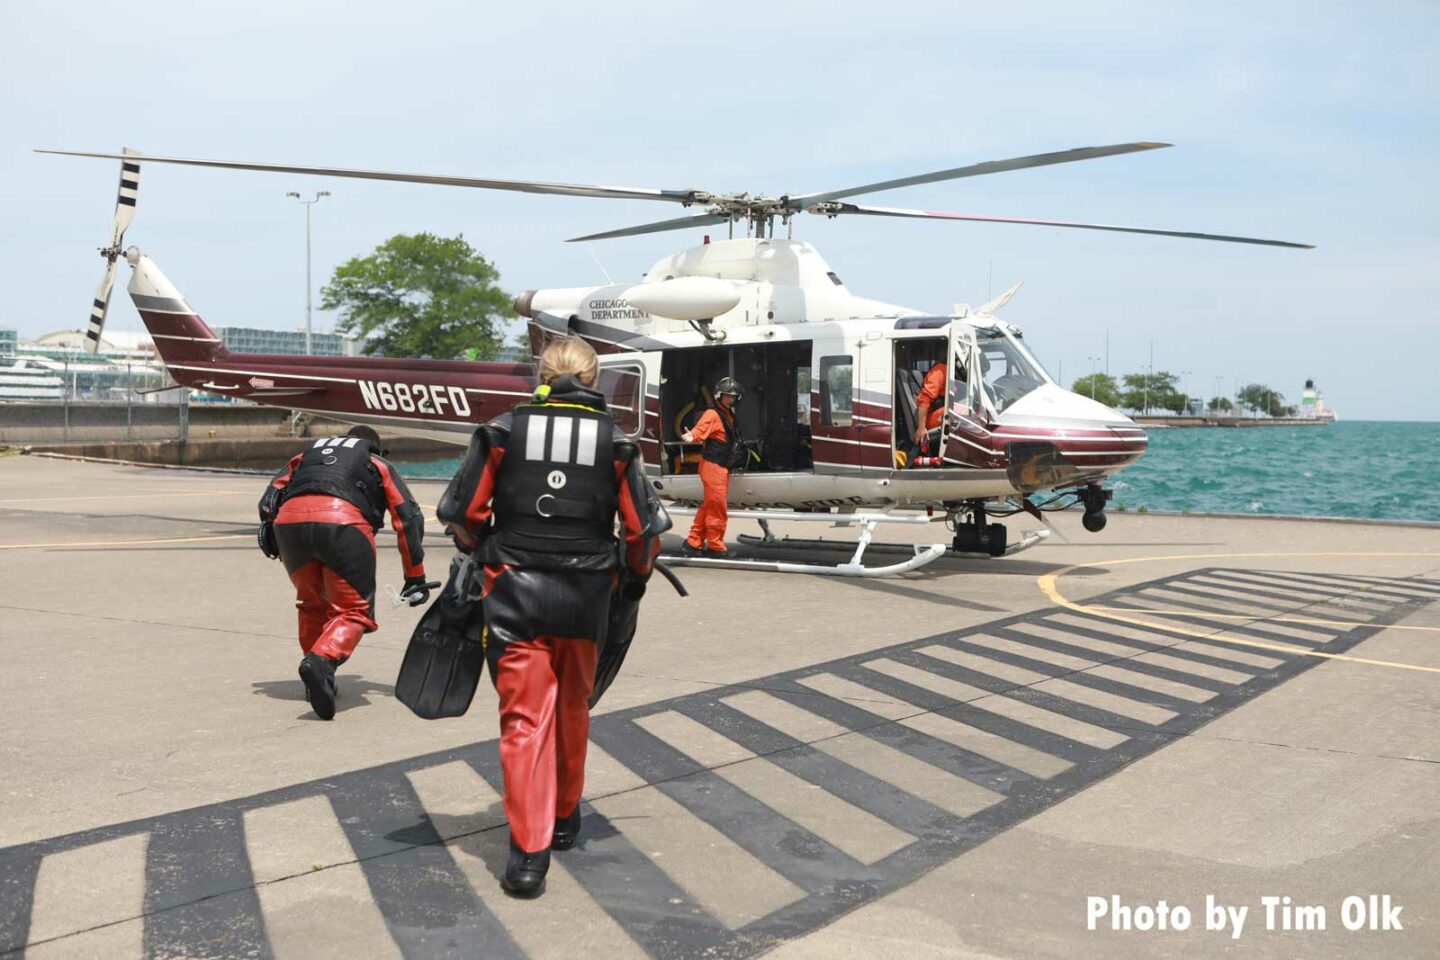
left=537, top=336, right=599, bottom=387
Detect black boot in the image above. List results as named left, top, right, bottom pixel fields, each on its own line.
left=298, top=652, right=338, bottom=721
left=501, top=838, right=550, bottom=897
left=552, top=807, right=582, bottom=851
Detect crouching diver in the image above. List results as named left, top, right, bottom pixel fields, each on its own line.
left=258, top=425, right=429, bottom=720
left=436, top=336, right=664, bottom=897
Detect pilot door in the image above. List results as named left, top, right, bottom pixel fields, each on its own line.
left=596, top=352, right=661, bottom=467
left=937, top=327, right=983, bottom=465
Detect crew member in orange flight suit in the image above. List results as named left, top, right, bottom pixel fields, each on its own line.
left=914, top=360, right=948, bottom=446
left=681, top=377, right=742, bottom=557
left=258, top=425, right=429, bottom=720
left=438, top=336, right=661, bottom=897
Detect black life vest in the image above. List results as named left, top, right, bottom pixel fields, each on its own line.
left=282, top=435, right=387, bottom=528
left=701, top=403, right=740, bottom=469
left=486, top=402, right=619, bottom=571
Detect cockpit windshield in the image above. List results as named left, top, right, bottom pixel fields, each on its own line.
left=974, top=328, right=1051, bottom=413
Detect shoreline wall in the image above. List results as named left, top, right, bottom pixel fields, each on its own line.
left=0, top=403, right=459, bottom=466
left=1132, top=415, right=1334, bottom=428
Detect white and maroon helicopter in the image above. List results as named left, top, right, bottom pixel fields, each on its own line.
left=41, top=143, right=1310, bottom=576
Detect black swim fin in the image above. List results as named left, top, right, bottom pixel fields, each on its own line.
left=396, top=559, right=486, bottom=719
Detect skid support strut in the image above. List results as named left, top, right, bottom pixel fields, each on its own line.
left=665, top=508, right=948, bottom=578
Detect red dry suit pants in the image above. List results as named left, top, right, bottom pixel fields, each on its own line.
left=494, top=636, right=598, bottom=854
left=274, top=496, right=378, bottom=661
left=685, top=460, right=730, bottom=551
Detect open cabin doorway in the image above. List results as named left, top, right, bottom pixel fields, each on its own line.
left=892, top=335, right=947, bottom=465
left=659, top=341, right=813, bottom=476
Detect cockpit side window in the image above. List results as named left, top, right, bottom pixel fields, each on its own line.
left=975, top=331, right=1048, bottom=413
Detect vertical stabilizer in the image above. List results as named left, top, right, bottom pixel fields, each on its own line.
left=125, top=252, right=229, bottom=368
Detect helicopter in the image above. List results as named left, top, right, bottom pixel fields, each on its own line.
left=39, top=143, right=1311, bottom=576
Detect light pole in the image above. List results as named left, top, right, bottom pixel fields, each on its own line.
left=286, top=190, right=331, bottom=355
left=1178, top=369, right=1192, bottom=414
left=1086, top=356, right=1100, bottom=399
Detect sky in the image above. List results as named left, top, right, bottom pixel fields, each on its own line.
left=2, top=1, right=1436, bottom=420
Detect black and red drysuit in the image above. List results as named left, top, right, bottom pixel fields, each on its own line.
left=437, top=376, right=660, bottom=855
left=259, top=435, right=426, bottom=662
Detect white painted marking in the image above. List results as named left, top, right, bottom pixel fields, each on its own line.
left=714, top=760, right=913, bottom=865
left=720, top=690, right=848, bottom=742
left=860, top=657, right=990, bottom=703
left=899, top=712, right=1074, bottom=778
left=1035, top=678, right=1177, bottom=725
left=795, top=673, right=917, bottom=720
left=244, top=796, right=402, bottom=960
left=407, top=762, right=644, bottom=957
left=582, top=743, right=648, bottom=796
left=636, top=711, right=750, bottom=767
left=590, top=788, right=805, bottom=930
left=817, top=732, right=1004, bottom=817
left=26, top=833, right=147, bottom=951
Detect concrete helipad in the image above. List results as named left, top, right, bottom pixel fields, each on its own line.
left=1, top=455, right=1437, bottom=959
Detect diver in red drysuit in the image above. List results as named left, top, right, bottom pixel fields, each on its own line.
left=258, top=425, right=428, bottom=720
left=438, top=338, right=660, bottom=897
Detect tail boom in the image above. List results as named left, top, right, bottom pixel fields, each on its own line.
left=124, top=253, right=536, bottom=441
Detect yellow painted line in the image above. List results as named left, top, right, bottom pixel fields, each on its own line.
left=0, top=534, right=250, bottom=551
left=1085, top=606, right=1440, bottom=634
left=0, top=490, right=251, bottom=505
left=1037, top=551, right=1440, bottom=675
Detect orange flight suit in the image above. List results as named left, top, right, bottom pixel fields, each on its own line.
left=916, top=361, right=946, bottom=431
left=686, top=408, right=731, bottom=552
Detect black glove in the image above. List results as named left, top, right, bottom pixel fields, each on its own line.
left=401, top=575, right=432, bottom=607
left=257, top=522, right=280, bottom=560
left=621, top=578, right=647, bottom=601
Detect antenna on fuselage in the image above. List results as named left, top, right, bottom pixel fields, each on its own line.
left=587, top=245, right=615, bottom=285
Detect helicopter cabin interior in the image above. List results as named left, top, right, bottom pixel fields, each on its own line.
left=658, top=342, right=813, bottom=475
left=621, top=324, right=1047, bottom=476
left=892, top=335, right=950, bottom=458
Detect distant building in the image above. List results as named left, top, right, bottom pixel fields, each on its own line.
left=10, top=331, right=167, bottom=401
left=24, top=329, right=157, bottom=362
left=0, top=358, right=64, bottom=400
left=0, top=328, right=16, bottom=357
left=214, top=326, right=360, bottom=357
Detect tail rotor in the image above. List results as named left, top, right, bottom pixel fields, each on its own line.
left=85, top=148, right=140, bottom=354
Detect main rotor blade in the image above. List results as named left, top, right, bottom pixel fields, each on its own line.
left=111, top=147, right=140, bottom=247
left=37, top=149, right=707, bottom=205
left=567, top=212, right=729, bottom=242
left=86, top=259, right=119, bottom=355
left=819, top=203, right=1315, bottom=249
left=792, top=142, right=1171, bottom=205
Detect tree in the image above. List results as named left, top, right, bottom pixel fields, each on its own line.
left=1070, top=373, right=1121, bottom=407
left=1120, top=371, right=1185, bottom=414
left=1236, top=383, right=1289, bottom=417
left=1207, top=396, right=1233, bottom=413
left=510, top=327, right=536, bottom=363
left=321, top=233, right=513, bottom=359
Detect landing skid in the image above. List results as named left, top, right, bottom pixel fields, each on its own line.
left=739, top=524, right=1051, bottom=559
left=660, top=509, right=947, bottom=578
